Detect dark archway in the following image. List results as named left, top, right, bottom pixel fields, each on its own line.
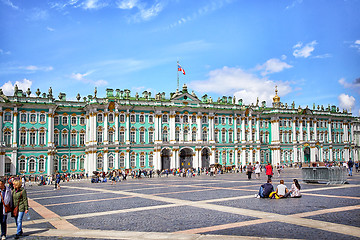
left=304, top=147, right=310, bottom=163
left=180, top=148, right=193, bottom=169
left=201, top=148, right=210, bottom=169
left=161, top=148, right=171, bottom=170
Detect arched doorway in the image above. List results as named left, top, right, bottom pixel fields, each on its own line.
left=161, top=148, right=171, bottom=170
left=304, top=147, right=310, bottom=163
left=180, top=148, right=193, bottom=169
left=201, top=148, right=210, bottom=169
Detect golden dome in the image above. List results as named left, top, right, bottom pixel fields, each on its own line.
left=273, top=86, right=280, bottom=103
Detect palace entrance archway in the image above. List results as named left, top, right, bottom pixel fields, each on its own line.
left=201, top=148, right=210, bottom=169
left=180, top=148, right=193, bottom=169
left=161, top=148, right=171, bottom=170
left=304, top=147, right=310, bottom=163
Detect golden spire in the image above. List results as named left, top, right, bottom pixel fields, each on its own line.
left=273, top=85, right=280, bottom=103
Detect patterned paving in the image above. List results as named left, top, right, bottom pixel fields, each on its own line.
left=6, top=169, right=360, bottom=239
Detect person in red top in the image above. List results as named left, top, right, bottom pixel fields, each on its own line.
left=265, top=163, right=273, bottom=181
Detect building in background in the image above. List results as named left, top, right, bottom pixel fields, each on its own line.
left=0, top=84, right=357, bottom=176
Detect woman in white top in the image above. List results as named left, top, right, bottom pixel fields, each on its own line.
left=255, top=161, right=261, bottom=179
left=276, top=180, right=289, bottom=198
left=289, top=179, right=301, bottom=198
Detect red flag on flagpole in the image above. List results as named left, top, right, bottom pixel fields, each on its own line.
left=178, top=63, right=185, bottom=75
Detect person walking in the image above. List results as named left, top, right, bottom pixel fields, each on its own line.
left=265, top=163, right=273, bottom=180
left=348, top=158, right=354, bottom=176
left=246, top=163, right=253, bottom=180
left=12, top=179, right=29, bottom=239
left=0, top=177, right=13, bottom=240
left=254, top=161, right=261, bottom=179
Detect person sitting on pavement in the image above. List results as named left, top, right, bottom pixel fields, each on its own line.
left=289, top=179, right=302, bottom=198
left=255, top=179, right=274, bottom=198
left=269, top=180, right=289, bottom=199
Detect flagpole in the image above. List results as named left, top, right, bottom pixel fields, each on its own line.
left=177, top=60, right=179, bottom=91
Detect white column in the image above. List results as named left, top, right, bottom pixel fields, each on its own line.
left=155, top=113, right=161, bottom=143
left=293, top=146, right=297, bottom=163
left=307, top=120, right=310, bottom=142
left=241, top=149, right=246, bottom=165
left=320, top=147, right=324, bottom=162
left=125, top=150, right=130, bottom=169
left=233, top=116, right=238, bottom=143
left=310, top=146, right=316, bottom=162
left=241, top=117, right=245, bottom=143
left=86, top=115, right=90, bottom=145
left=115, top=112, right=119, bottom=144
left=154, top=149, right=161, bottom=170
left=104, top=113, right=108, bottom=144
left=299, top=120, right=303, bottom=142
left=256, top=117, right=260, bottom=144
left=292, top=119, right=297, bottom=143
left=12, top=111, right=18, bottom=148
left=0, top=152, right=5, bottom=176
left=114, top=151, right=119, bottom=169
left=210, top=148, right=215, bottom=165
left=329, top=147, right=333, bottom=162
left=47, top=113, right=54, bottom=147
left=328, top=120, right=332, bottom=144
left=256, top=148, right=260, bottom=164
left=170, top=149, right=176, bottom=169
left=210, top=116, right=215, bottom=143
left=170, top=111, right=175, bottom=143
left=249, top=117, right=252, bottom=142
left=314, top=119, right=318, bottom=141
left=235, top=148, right=238, bottom=168
left=194, top=148, right=199, bottom=169
left=0, top=110, right=3, bottom=142
left=344, top=123, right=348, bottom=143
left=126, top=113, right=130, bottom=144
left=103, top=151, right=108, bottom=171
left=350, top=123, right=354, bottom=144
left=196, top=112, right=202, bottom=142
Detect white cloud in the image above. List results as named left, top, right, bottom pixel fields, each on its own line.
left=188, top=66, right=292, bottom=105
left=0, top=49, right=11, bottom=55
left=350, top=40, right=360, bottom=52
left=1, top=79, right=32, bottom=96
left=1, top=0, right=19, bottom=10
left=82, top=0, right=108, bottom=10
left=312, top=53, right=331, bottom=59
left=117, top=0, right=138, bottom=9
left=286, top=0, right=303, bottom=10
left=256, top=58, right=292, bottom=76
left=47, top=27, right=55, bottom=31
left=27, top=8, right=49, bottom=21
left=71, top=71, right=108, bottom=86
left=19, top=65, right=54, bottom=72
left=339, top=77, right=360, bottom=94
left=338, top=93, right=355, bottom=110
left=293, top=40, right=317, bottom=58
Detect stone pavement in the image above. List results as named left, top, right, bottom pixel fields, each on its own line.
left=5, top=168, right=360, bottom=239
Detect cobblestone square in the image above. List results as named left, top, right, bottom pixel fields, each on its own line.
left=5, top=169, right=360, bottom=239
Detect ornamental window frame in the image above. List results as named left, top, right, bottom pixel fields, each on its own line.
left=148, top=154, right=153, bottom=167
left=148, top=130, right=154, bottom=144
left=97, top=113, right=103, bottom=123
left=108, top=113, right=114, bottom=123
left=175, top=115, right=180, bottom=123
left=19, top=158, right=26, bottom=172
left=162, top=114, right=168, bottom=123
left=4, top=112, right=12, bottom=122
left=119, top=154, right=125, bottom=168
left=61, top=157, right=68, bottom=171
left=119, top=114, right=125, bottom=123
left=130, top=154, right=136, bottom=168
left=183, top=115, right=188, bottom=123
left=140, top=154, right=145, bottom=167
left=148, top=115, right=154, bottom=123
left=80, top=116, right=85, bottom=125
left=70, top=157, right=76, bottom=171
left=39, top=114, right=46, bottom=123
left=202, top=116, right=207, bottom=124
left=54, top=116, right=59, bottom=125
left=139, top=114, right=145, bottom=123
left=39, top=131, right=46, bottom=146
left=130, top=114, right=136, bottom=123
left=108, top=155, right=114, bottom=169
left=71, top=116, right=77, bottom=125
left=62, top=116, right=68, bottom=126
left=96, top=154, right=103, bottom=170
left=20, top=113, right=27, bottom=123
left=30, top=113, right=36, bottom=123
left=29, top=158, right=36, bottom=172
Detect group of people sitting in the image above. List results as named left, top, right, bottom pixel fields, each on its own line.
left=255, top=179, right=301, bottom=199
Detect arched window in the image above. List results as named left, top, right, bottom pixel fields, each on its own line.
left=40, top=114, right=46, bottom=123
left=29, top=158, right=36, bottom=172
left=130, top=129, right=136, bottom=143
left=108, top=155, right=114, bottom=169
left=183, top=129, right=188, bottom=142
left=175, top=129, right=180, bottom=142
left=39, top=158, right=45, bottom=172
left=140, top=155, right=145, bottom=166
left=80, top=117, right=85, bottom=125
left=148, top=115, right=153, bottom=123
left=222, top=130, right=226, bottom=143
left=192, top=130, right=196, bottom=142
left=97, top=155, right=103, bottom=170
left=162, top=129, right=168, bottom=142
left=71, top=116, right=77, bottom=125
left=215, top=151, right=219, bottom=163
left=97, top=113, right=103, bottom=122
left=229, top=131, right=233, bottom=142
left=175, top=115, right=180, bottom=123
left=19, top=159, right=26, bottom=172
left=120, top=114, right=125, bottom=122
left=108, top=113, right=114, bottom=122
left=108, top=130, right=114, bottom=144
left=202, top=116, right=207, bottom=123
left=4, top=131, right=11, bottom=146
left=80, top=158, right=85, bottom=169
left=229, top=152, right=233, bottom=164
left=202, top=129, right=208, bottom=142
left=183, top=115, right=188, bottom=123
left=162, top=115, right=168, bottom=123
left=130, top=115, right=136, bottom=123
left=149, top=154, right=153, bottom=167
left=20, top=113, right=27, bottom=122
left=54, top=116, right=59, bottom=125
left=119, top=131, right=125, bottom=143
left=54, top=158, right=59, bottom=172
left=61, top=158, right=68, bottom=171
left=62, top=116, right=68, bottom=125
left=97, top=128, right=103, bottom=143
left=222, top=151, right=226, bottom=164
left=140, top=129, right=145, bottom=143
left=4, top=112, right=11, bottom=122
left=71, top=158, right=76, bottom=170
left=119, top=155, right=125, bottom=168
left=139, top=115, right=145, bottom=123
left=130, top=155, right=136, bottom=167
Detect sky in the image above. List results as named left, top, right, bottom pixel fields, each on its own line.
left=0, top=0, right=359, bottom=116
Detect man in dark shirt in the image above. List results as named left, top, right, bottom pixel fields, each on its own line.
left=348, top=158, right=354, bottom=176
left=255, top=179, right=274, bottom=198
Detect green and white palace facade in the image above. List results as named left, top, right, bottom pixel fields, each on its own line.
left=0, top=84, right=358, bottom=176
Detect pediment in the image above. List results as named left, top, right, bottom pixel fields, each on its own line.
left=171, top=92, right=200, bottom=103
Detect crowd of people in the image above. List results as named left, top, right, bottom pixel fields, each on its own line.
left=0, top=177, right=29, bottom=240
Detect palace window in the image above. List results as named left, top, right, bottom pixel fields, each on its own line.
left=222, top=131, right=226, bottom=143
left=108, top=156, right=114, bottom=169
left=62, top=158, right=68, bottom=171
left=54, top=116, right=59, bottom=125
left=108, top=113, right=114, bottom=122
left=109, top=131, right=114, bottom=144
left=149, top=131, right=154, bottom=143
left=202, top=116, right=207, bottom=124
left=62, top=116, right=68, bottom=125
left=80, top=117, right=85, bottom=125
left=97, top=114, right=103, bottom=122
left=54, top=159, right=59, bottom=172
left=80, top=133, right=85, bottom=146
left=148, top=115, right=153, bottom=123
left=175, top=115, right=180, bottom=123
left=221, top=117, right=226, bottom=125
left=71, top=116, right=77, bottom=125
left=162, top=130, right=168, bottom=142
left=175, top=129, right=180, bottom=142
left=4, top=131, right=11, bottom=146
left=202, top=129, right=208, bottom=142
left=96, top=155, right=103, bottom=170
left=80, top=158, right=85, bottom=169
left=130, top=114, right=136, bottom=123
left=62, top=132, right=68, bottom=146
left=39, top=132, right=45, bottom=146
left=222, top=151, right=226, bottom=164
left=215, top=131, right=219, bottom=143
left=183, top=129, right=188, bottom=142
left=229, top=117, right=233, bottom=125
left=192, top=131, right=196, bottom=142
left=229, top=152, right=233, bottom=164
left=229, top=131, right=233, bottom=142
left=19, top=159, right=26, bottom=172
left=119, top=155, right=125, bottom=168
left=71, top=133, right=77, bottom=146
left=162, top=114, right=168, bottom=123
left=149, top=155, right=153, bottom=167
left=20, top=113, right=27, bottom=122
left=237, top=130, right=241, bottom=142
left=140, top=155, right=145, bottom=166
left=119, top=131, right=125, bottom=143
left=120, top=114, right=125, bottom=123
left=130, top=130, right=136, bottom=143
left=29, top=159, right=36, bottom=172
left=183, top=115, right=188, bottom=123
left=236, top=118, right=241, bottom=125
left=140, top=130, right=145, bottom=143
left=139, top=115, right=145, bottom=123
left=54, top=133, right=59, bottom=146
left=130, top=155, right=136, bottom=167
left=29, top=132, right=36, bottom=145
left=4, top=112, right=11, bottom=122
left=215, top=151, right=219, bottom=163
left=40, top=114, right=45, bottom=123
left=30, top=114, right=36, bottom=123
left=71, top=158, right=76, bottom=170
left=214, top=117, right=219, bottom=125
left=192, top=116, right=196, bottom=123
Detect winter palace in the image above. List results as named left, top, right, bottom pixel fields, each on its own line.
left=0, top=84, right=359, bottom=176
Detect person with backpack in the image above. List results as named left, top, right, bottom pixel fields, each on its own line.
left=255, top=179, right=274, bottom=198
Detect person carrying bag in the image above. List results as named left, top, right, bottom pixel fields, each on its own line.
left=12, top=179, right=29, bottom=239
left=1, top=177, right=13, bottom=240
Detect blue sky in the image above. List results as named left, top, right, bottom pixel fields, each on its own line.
left=0, top=0, right=359, bottom=115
